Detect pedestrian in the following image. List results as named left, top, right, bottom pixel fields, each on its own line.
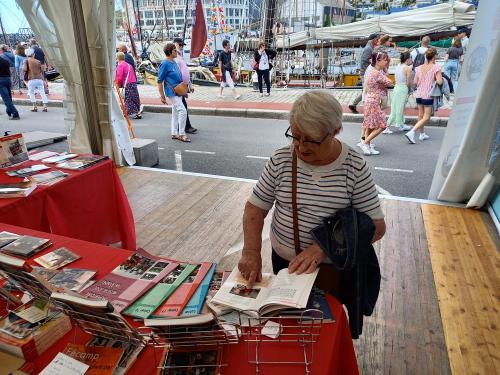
left=117, top=43, right=136, bottom=72
left=349, top=33, right=379, bottom=114
left=359, top=51, right=393, bottom=156
left=386, top=52, right=413, bottom=133
left=29, top=39, right=49, bottom=95
left=253, top=41, right=276, bottom=97
left=23, top=48, right=49, bottom=112
left=377, top=35, right=397, bottom=56
left=405, top=48, right=443, bottom=144
left=218, top=40, right=241, bottom=100
left=457, top=27, right=469, bottom=53
left=157, top=42, right=190, bottom=143
left=410, top=35, right=430, bottom=68
left=174, top=37, right=197, bottom=134
left=443, top=36, right=463, bottom=93
left=14, top=44, right=27, bottom=94
left=0, top=50, right=20, bottom=120
left=115, top=52, right=141, bottom=119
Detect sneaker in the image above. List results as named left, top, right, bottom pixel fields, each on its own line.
left=235, top=94, right=241, bottom=100
left=185, top=127, right=198, bottom=134
left=9, top=116, right=20, bottom=120
left=259, top=93, right=263, bottom=97
left=265, top=93, right=270, bottom=96
left=419, top=133, right=430, bottom=141
left=369, top=144, right=380, bottom=155
left=348, top=105, right=359, bottom=114
left=138, top=104, right=145, bottom=115
left=399, top=124, right=412, bottom=131
left=359, top=142, right=371, bottom=155
left=382, top=128, right=393, bottom=134
left=405, top=130, right=416, bottom=144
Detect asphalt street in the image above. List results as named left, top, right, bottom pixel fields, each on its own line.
left=3, top=107, right=445, bottom=199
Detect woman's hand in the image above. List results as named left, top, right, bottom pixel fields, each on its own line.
left=160, top=96, right=167, bottom=104
left=238, top=250, right=262, bottom=287
left=288, top=243, right=327, bottom=275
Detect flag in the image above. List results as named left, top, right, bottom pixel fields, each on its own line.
left=190, top=0, right=207, bottom=58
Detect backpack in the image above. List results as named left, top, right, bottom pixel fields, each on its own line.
left=413, top=48, right=426, bottom=69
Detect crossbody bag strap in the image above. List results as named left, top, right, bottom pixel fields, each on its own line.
left=292, top=150, right=301, bottom=255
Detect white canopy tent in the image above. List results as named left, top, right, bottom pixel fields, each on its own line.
left=17, top=0, right=135, bottom=166
left=276, top=2, right=476, bottom=48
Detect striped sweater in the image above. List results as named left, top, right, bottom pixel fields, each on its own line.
left=248, top=143, right=383, bottom=261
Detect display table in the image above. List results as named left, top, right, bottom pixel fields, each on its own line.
left=0, top=158, right=136, bottom=250
left=0, top=223, right=358, bottom=375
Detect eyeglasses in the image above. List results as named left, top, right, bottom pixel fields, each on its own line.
left=285, top=126, right=330, bottom=147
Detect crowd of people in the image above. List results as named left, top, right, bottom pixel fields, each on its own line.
left=0, top=38, right=49, bottom=120
left=350, top=28, right=469, bottom=155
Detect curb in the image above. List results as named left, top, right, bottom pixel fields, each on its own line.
left=8, top=99, right=449, bottom=126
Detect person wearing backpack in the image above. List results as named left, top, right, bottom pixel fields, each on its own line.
left=410, top=35, right=430, bottom=68
left=253, top=41, right=277, bottom=97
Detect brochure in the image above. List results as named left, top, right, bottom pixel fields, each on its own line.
left=0, top=134, right=29, bottom=168
left=34, top=247, right=81, bottom=270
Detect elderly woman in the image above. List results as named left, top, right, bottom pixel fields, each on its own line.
left=238, top=91, right=386, bottom=284
left=115, top=51, right=141, bottom=119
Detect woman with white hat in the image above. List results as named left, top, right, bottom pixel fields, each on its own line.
left=23, top=47, right=48, bottom=112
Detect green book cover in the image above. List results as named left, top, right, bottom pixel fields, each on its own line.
left=123, top=263, right=197, bottom=318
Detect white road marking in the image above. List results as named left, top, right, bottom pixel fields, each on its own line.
left=246, top=155, right=270, bottom=160
left=374, top=167, right=413, bottom=173
left=375, top=185, right=392, bottom=196
left=184, top=150, right=216, bottom=155
left=174, top=150, right=183, bottom=171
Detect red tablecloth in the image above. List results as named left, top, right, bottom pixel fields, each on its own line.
left=0, top=224, right=358, bottom=375
left=0, top=158, right=136, bottom=250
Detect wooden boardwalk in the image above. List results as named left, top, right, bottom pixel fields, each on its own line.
left=119, top=166, right=498, bottom=374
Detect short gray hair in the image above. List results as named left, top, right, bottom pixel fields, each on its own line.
left=290, top=91, right=343, bottom=139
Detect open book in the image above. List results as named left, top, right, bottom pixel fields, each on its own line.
left=211, top=267, right=319, bottom=317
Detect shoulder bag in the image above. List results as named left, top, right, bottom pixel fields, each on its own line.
left=291, top=151, right=341, bottom=295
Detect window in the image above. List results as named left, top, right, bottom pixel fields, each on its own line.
left=235, top=19, right=239, bottom=24
left=155, top=10, right=163, bottom=18
left=175, top=9, right=184, bottom=17
left=139, top=11, right=144, bottom=19
left=140, top=20, right=144, bottom=26
left=146, top=19, right=154, bottom=26
left=176, top=18, right=184, bottom=25
left=228, top=8, right=233, bottom=16
left=167, top=10, right=173, bottom=17
left=145, top=11, right=153, bottom=18
left=156, top=19, right=162, bottom=25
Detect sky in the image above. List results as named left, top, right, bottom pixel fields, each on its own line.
left=0, top=0, right=29, bottom=33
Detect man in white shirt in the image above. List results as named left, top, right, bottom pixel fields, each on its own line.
left=174, top=38, right=197, bottom=134
left=410, top=35, right=430, bottom=66
left=458, top=28, right=469, bottom=53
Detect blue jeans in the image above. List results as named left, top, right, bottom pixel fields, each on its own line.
left=0, top=77, right=19, bottom=118
left=444, top=59, right=460, bottom=93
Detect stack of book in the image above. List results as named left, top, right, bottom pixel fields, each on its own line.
left=0, top=233, right=51, bottom=258
left=6, top=164, right=49, bottom=177
left=56, top=155, right=108, bottom=170
left=0, top=182, right=37, bottom=198
left=31, top=170, right=69, bottom=186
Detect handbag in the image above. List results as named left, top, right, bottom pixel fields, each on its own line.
left=165, top=63, right=189, bottom=96
left=291, top=151, right=341, bottom=295
left=120, top=64, right=131, bottom=99
left=380, top=95, right=388, bottom=109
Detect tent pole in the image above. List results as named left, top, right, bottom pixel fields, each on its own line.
left=68, top=0, right=103, bottom=155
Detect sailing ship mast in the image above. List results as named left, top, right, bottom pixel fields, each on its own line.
left=0, top=14, right=9, bottom=46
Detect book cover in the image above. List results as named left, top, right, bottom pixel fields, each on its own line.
left=63, top=343, right=124, bottom=375
left=0, top=134, right=29, bottom=168
left=159, top=348, right=219, bottom=375
left=86, top=336, right=144, bottom=375
left=48, top=268, right=96, bottom=292
left=1, top=236, right=51, bottom=258
left=34, top=247, right=81, bottom=270
left=41, top=153, right=78, bottom=163
left=31, top=170, right=69, bottom=185
left=180, top=264, right=216, bottom=316
left=123, top=263, right=197, bottom=319
left=0, top=231, right=21, bottom=248
left=57, top=155, right=108, bottom=170
left=82, top=252, right=179, bottom=313
left=32, top=266, right=59, bottom=282
left=152, top=262, right=214, bottom=318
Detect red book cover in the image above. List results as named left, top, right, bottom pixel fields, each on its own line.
left=152, top=262, right=213, bottom=317
left=81, top=252, right=178, bottom=312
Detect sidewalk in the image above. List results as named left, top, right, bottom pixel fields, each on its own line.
left=8, top=82, right=451, bottom=125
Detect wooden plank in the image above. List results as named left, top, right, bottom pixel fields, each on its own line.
left=422, top=204, right=500, bottom=375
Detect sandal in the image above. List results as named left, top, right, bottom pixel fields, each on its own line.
left=171, top=135, right=179, bottom=140
left=132, top=114, right=142, bottom=119
left=178, top=135, right=191, bottom=143
left=42, top=107, right=48, bottom=112
left=31, top=107, right=38, bottom=112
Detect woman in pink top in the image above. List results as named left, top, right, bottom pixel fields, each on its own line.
left=359, top=51, right=393, bottom=156
left=405, top=48, right=443, bottom=144
left=115, top=52, right=141, bottom=119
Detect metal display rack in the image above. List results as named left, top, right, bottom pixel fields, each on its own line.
left=240, top=309, right=324, bottom=374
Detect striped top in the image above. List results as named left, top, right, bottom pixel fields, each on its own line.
left=415, top=63, right=441, bottom=99
left=248, top=142, right=384, bottom=261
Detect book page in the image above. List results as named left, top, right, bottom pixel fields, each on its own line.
left=40, top=352, right=89, bottom=375
left=211, top=268, right=273, bottom=313
left=262, top=268, right=319, bottom=310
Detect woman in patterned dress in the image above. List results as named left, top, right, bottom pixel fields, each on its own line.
left=115, top=52, right=142, bottom=119
left=359, top=51, right=393, bottom=156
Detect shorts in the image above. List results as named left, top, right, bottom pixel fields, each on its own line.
left=416, top=98, right=433, bottom=107
left=220, top=71, right=235, bottom=88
